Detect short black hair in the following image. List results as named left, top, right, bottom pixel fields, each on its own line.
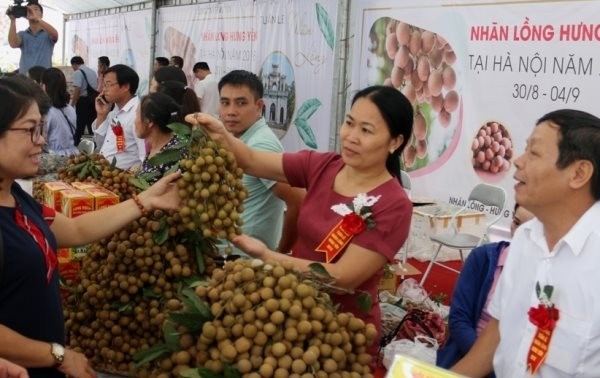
left=154, top=66, right=187, bottom=86
left=218, top=70, right=263, bottom=99
left=70, top=56, right=84, bottom=65
left=170, top=56, right=184, bottom=68
left=193, top=62, right=210, bottom=72
left=27, top=65, right=46, bottom=84
left=105, top=64, right=139, bottom=95
left=98, top=56, right=110, bottom=66
left=155, top=57, right=169, bottom=67
left=537, top=109, right=600, bottom=199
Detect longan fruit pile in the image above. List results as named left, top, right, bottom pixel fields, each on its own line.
left=191, top=259, right=377, bottom=377
left=175, top=137, right=247, bottom=241
left=64, top=209, right=219, bottom=374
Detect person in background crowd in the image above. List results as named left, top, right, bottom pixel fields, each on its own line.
left=92, top=64, right=145, bottom=170
left=40, top=68, right=78, bottom=156
left=453, top=109, right=600, bottom=377
left=69, top=56, right=97, bottom=145
left=0, top=358, right=28, bottom=378
left=186, top=85, right=414, bottom=362
left=153, top=57, right=169, bottom=71
left=149, top=66, right=187, bottom=93
left=96, top=56, right=110, bottom=94
left=26, top=66, right=45, bottom=85
left=155, top=80, right=200, bottom=120
left=192, top=61, right=219, bottom=117
left=169, top=56, right=184, bottom=70
left=134, top=92, right=188, bottom=184
left=0, top=75, right=182, bottom=378
left=213, top=70, right=304, bottom=256
left=437, top=203, right=535, bottom=373
left=6, top=2, right=58, bottom=75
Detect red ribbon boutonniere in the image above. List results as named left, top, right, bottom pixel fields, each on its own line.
left=111, top=120, right=125, bottom=152
left=526, top=283, right=559, bottom=374
left=315, top=193, right=380, bottom=262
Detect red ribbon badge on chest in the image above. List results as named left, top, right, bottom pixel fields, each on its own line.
left=526, top=283, right=560, bottom=374
left=111, top=120, right=125, bottom=152
left=315, top=193, right=380, bottom=263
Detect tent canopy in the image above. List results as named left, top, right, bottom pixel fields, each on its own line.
left=36, top=0, right=146, bottom=16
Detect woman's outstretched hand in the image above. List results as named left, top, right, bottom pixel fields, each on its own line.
left=138, top=171, right=183, bottom=212
left=232, top=234, right=269, bottom=260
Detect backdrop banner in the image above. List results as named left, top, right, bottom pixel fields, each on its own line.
left=65, top=10, right=153, bottom=95
left=350, top=0, right=600, bottom=229
left=156, top=0, right=338, bottom=152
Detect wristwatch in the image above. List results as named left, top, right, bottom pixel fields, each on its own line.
left=50, top=343, right=65, bottom=367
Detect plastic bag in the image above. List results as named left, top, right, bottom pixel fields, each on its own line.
left=382, top=335, right=438, bottom=368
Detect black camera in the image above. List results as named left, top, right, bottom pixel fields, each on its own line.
left=6, top=0, right=35, bottom=18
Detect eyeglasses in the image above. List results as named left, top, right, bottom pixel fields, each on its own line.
left=103, top=81, right=119, bottom=88
left=6, top=123, right=44, bottom=143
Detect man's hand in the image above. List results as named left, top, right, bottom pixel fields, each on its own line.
left=5, top=7, right=16, bottom=21
left=57, top=349, right=96, bottom=378
left=0, top=358, right=28, bottom=378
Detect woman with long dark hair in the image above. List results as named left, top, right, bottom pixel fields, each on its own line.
left=40, top=68, right=78, bottom=156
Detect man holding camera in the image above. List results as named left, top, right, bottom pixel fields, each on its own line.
left=6, top=1, right=58, bottom=75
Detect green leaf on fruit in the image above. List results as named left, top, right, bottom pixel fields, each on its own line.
left=168, top=312, right=208, bottom=333
left=316, top=3, right=335, bottom=50
left=133, top=343, right=170, bottom=368
left=181, top=368, right=219, bottom=378
left=167, top=122, right=192, bottom=137
left=180, top=288, right=212, bottom=318
left=357, top=292, right=373, bottom=313
left=309, top=263, right=332, bottom=278
left=128, top=176, right=150, bottom=190
left=162, top=321, right=181, bottom=352
left=147, top=148, right=183, bottom=167
left=152, top=217, right=169, bottom=245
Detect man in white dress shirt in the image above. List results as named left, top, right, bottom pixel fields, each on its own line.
left=192, top=62, right=219, bottom=117
left=93, top=64, right=145, bottom=170
left=453, top=109, right=600, bottom=377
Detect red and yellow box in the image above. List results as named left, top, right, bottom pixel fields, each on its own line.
left=59, top=189, right=94, bottom=218
left=83, top=187, right=120, bottom=210
left=70, top=181, right=98, bottom=191
left=43, top=182, right=73, bottom=211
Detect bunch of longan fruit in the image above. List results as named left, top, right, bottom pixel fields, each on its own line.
left=175, top=137, right=248, bottom=242
left=187, top=259, right=377, bottom=378
left=471, top=121, right=513, bottom=174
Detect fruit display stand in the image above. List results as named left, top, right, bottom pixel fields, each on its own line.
left=40, top=127, right=381, bottom=377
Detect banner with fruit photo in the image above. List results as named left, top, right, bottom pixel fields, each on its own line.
left=156, top=0, right=338, bottom=153
left=350, top=0, right=600, bottom=229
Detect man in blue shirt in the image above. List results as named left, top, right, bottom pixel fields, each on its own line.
left=7, top=2, right=58, bottom=75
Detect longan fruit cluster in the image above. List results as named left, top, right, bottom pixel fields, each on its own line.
left=471, top=121, right=513, bottom=174
left=193, top=259, right=377, bottom=377
left=176, top=138, right=248, bottom=241
left=372, top=18, right=460, bottom=168
left=64, top=210, right=219, bottom=374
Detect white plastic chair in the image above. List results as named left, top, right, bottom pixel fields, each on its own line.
left=419, top=183, right=506, bottom=287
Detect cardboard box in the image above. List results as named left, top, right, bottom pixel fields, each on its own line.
left=83, top=187, right=120, bottom=210
left=43, top=182, right=73, bottom=211
left=71, top=181, right=98, bottom=190
left=60, top=189, right=94, bottom=218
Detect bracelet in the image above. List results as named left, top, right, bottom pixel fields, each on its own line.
left=132, top=193, right=149, bottom=217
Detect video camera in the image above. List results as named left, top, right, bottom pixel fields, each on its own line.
left=6, top=0, right=38, bottom=18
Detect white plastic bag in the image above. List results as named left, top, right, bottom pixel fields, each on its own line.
left=382, top=335, right=438, bottom=369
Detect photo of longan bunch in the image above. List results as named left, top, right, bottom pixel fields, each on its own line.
left=471, top=121, right=513, bottom=177
left=368, top=17, right=460, bottom=170
left=176, top=136, right=248, bottom=242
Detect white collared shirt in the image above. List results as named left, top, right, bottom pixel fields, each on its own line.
left=93, top=96, right=145, bottom=170
left=194, top=73, right=220, bottom=117
left=489, top=201, right=600, bottom=377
